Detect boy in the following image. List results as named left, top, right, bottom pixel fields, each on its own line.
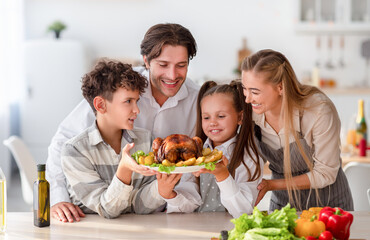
left=61, top=60, right=178, bottom=218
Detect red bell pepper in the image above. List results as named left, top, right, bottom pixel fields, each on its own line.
left=318, top=207, right=353, bottom=240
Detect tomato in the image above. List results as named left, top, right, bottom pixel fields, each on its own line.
left=306, top=236, right=317, bottom=240
left=319, top=231, right=334, bottom=240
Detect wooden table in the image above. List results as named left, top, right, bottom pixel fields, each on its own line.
left=1, top=211, right=370, bottom=239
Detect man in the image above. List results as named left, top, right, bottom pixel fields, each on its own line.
left=46, top=23, right=199, bottom=222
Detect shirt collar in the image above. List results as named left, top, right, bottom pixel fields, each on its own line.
left=88, top=121, right=104, bottom=146
left=88, top=121, right=138, bottom=146
left=203, top=135, right=237, bottom=152
left=252, top=109, right=300, bottom=133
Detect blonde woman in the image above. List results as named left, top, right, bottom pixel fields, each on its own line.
left=241, top=49, right=353, bottom=211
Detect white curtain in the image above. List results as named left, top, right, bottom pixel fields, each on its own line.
left=0, top=0, right=24, bottom=181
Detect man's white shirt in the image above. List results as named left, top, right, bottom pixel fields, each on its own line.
left=46, top=66, right=200, bottom=206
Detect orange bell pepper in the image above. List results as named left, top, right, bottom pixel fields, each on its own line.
left=295, top=215, right=326, bottom=238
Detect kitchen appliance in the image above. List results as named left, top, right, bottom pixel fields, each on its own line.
left=361, top=39, right=370, bottom=86
left=21, top=39, right=87, bottom=163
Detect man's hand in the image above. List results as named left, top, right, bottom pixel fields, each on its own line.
left=254, top=178, right=270, bottom=206
left=51, top=202, right=85, bottom=223
left=120, top=143, right=157, bottom=176
left=156, top=173, right=182, bottom=199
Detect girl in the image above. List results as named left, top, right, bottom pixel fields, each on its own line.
left=241, top=49, right=353, bottom=211
left=194, top=80, right=264, bottom=218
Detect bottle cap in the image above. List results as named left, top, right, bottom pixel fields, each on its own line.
left=37, top=164, right=46, bottom=171
left=220, top=230, right=228, bottom=240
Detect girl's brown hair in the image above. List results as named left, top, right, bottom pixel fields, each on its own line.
left=241, top=49, right=328, bottom=209
left=195, top=80, right=261, bottom=180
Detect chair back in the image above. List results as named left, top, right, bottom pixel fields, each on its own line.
left=3, top=136, right=37, bottom=205
left=343, top=162, right=370, bottom=211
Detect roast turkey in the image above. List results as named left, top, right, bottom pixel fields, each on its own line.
left=152, top=134, right=203, bottom=163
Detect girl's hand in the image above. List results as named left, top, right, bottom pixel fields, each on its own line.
left=156, top=173, right=182, bottom=199
left=255, top=178, right=270, bottom=206
left=198, top=155, right=229, bottom=182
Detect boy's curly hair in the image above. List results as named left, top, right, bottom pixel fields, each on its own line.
left=81, top=59, right=148, bottom=114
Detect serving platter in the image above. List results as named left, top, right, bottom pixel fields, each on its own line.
left=144, top=165, right=205, bottom=174
left=143, top=159, right=222, bottom=174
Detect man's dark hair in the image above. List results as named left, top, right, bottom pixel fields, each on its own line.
left=81, top=59, right=148, bottom=114
left=140, top=23, right=197, bottom=64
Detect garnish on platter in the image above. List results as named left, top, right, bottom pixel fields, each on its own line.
left=131, top=134, right=223, bottom=174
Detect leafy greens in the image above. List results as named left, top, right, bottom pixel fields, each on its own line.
left=227, top=204, right=303, bottom=240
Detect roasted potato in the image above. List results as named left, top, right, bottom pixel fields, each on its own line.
left=202, top=148, right=212, bottom=156
left=204, top=149, right=223, bottom=163
left=175, top=161, right=184, bottom=167
left=183, top=157, right=196, bottom=166
left=144, top=155, right=154, bottom=165
left=162, top=159, right=175, bottom=166
left=195, top=156, right=205, bottom=165
left=138, top=155, right=145, bottom=165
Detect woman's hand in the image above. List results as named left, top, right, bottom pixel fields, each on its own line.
left=255, top=178, right=271, bottom=206
left=120, top=143, right=157, bottom=176
left=197, top=155, right=229, bottom=182
left=51, top=202, right=85, bottom=223
left=156, top=173, right=182, bottom=199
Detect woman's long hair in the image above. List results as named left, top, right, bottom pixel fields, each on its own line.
left=241, top=49, right=331, bottom=209
left=195, top=80, right=261, bottom=180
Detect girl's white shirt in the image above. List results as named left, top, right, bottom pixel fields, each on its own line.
left=166, top=135, right=264, bottom=218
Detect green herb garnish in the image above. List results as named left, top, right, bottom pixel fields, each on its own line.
left=131, top=150, right=147, bottom=163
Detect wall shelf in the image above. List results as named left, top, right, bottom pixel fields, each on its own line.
left=296, top=0, right=370, bottom=34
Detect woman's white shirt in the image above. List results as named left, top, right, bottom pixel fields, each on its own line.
left=253, top=93, right=341, bottom=189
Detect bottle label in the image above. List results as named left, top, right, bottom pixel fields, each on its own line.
left=356, top=131, right=368, bottom=146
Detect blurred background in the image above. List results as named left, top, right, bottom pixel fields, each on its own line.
left=1, top=0, right=370, bottom=211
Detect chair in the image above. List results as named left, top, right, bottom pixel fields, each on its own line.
left=343, top=162, right=370, bottom=211
left=3, top=136, right=37, bottom=205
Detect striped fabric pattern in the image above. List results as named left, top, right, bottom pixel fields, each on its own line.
left=61, top=121, right=165, bottom=218
left=255, top=125, right=354, bottom=211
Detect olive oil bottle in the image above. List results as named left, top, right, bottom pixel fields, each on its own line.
left=0, top=168, right=6, bottom=232
left=33, top=164, right=50, bottom=227
left=356, top=99, right=367, bottom=146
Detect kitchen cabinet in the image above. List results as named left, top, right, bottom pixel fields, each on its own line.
left=295, top=0, right=370, bottom=34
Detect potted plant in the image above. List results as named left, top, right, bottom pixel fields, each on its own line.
left=47, top=21, right=67, bottom=39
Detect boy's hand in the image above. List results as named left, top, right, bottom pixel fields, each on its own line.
left=51, top=202, right=85, bottom=223
left=120, top=143, right=157, bottom=176
left=198, top=155, right=229, bottom=182
left=156, top=173, right=182, bottom=199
